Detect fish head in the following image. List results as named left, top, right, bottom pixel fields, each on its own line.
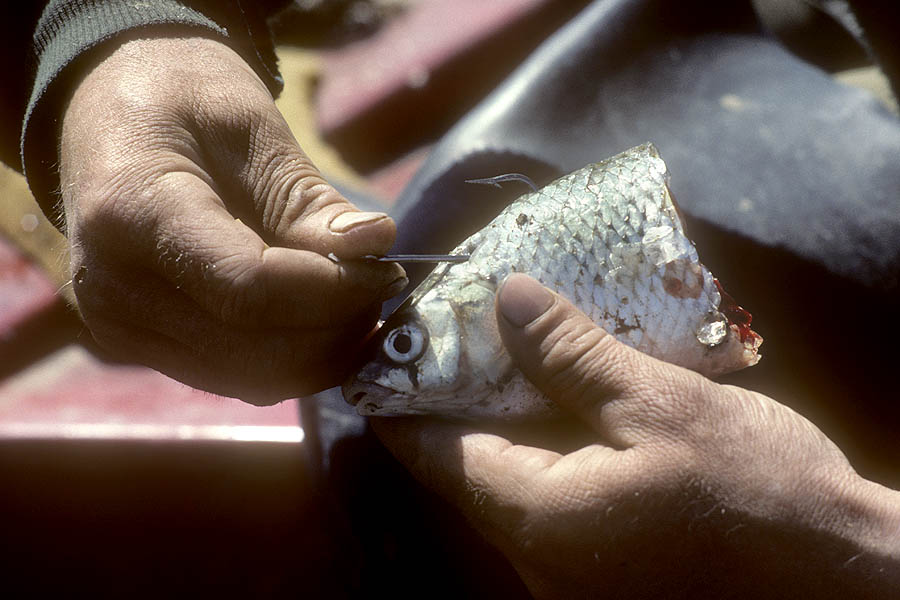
left=343, top=278, right=511, bottom=417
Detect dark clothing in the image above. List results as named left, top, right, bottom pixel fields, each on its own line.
left=1, top=0, right=287, bottom=222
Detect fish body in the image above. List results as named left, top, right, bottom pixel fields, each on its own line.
left=343, top=144, right=762, bottom=419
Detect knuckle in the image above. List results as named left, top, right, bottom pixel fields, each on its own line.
left=255, top=154, right=324, bottom=233
left=273, top=169, right=343, bottom=231
left=205, top=253, right=268, bottom=325
left=630, top=365, right=724, bottom=443
left=538, top=314, right=613, bottom=411
left=65, top=180, right=131, bottom=236
left=280, top=171, right=341, bottom=225
left=64, top=158, right=178, bottom=249
left=240, top=115, right=340, bottom=235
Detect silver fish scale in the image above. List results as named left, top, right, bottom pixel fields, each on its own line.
left=444, top=143, right=714, bottom=358
left=344, top=144, right=761, bottom=418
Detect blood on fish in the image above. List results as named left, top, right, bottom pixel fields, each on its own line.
left=714, top=279, right=756, bottom=344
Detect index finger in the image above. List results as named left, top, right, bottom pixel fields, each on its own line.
left=372, top=417, right=628, bottom=553
left=90, top=168, right=407, bottom=328
left=372, top=418, right=558, bottom=541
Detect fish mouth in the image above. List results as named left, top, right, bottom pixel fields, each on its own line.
left=341, top=380, right=412, bottom=414
left=342, top=381, right=378, bottom=407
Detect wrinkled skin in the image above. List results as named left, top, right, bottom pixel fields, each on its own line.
left=374, top=274, right=900, bottom=599
left=60, top=35, right=406, bottom=403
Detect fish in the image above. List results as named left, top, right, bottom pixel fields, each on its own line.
left=342, top=143, right=762, bottom=419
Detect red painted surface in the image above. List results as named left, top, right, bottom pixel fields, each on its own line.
left=318, top=0, right=545, bottom=128
left=316, top=0, right=586, bottom=170
left=366, top=146, right=432, bottom=205
left=0, top=344, right=303, bottom=442
left=0, top=234, right=60, bottom=341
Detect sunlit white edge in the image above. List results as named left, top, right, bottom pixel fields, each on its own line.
left=0, top=423, right=304, bottom=443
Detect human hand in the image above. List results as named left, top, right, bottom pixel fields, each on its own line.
left=374, top=274, right=900, bottom=599
left=59, top=35, right=405, bottom=403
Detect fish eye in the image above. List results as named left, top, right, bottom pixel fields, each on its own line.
left=383, top=324, right=426, bottom=364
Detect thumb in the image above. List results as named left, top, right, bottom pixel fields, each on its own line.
left=242, top=135, right=397, bottom=259
left=193, top=82, right=397, bottom=258
left=495, top=273, right=699, bottom=441
left=263, top=167, right=399, bottom=260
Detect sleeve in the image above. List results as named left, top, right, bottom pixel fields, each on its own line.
left=0, top=4, right=45, bottom=172
left=3, top=0, right=289, bottom=227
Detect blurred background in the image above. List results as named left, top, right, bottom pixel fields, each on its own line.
left=1, top=0, right=898, bottom=596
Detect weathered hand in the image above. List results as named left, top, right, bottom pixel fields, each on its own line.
left=374, top=274, right=900, bottom=599
left=60, top=35, right=405, bottom=403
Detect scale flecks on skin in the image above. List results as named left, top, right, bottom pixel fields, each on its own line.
left=343, top=144, right=762, bottom=420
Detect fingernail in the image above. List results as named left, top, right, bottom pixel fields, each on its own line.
left=380, top=276, right=409, bottom=300
left=329, top=211, right=389, bottom=233
left=498, top=273, right=555, bottom=327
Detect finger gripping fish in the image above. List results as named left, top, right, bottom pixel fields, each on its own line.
left=343, top=144, right=762, bottom=419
